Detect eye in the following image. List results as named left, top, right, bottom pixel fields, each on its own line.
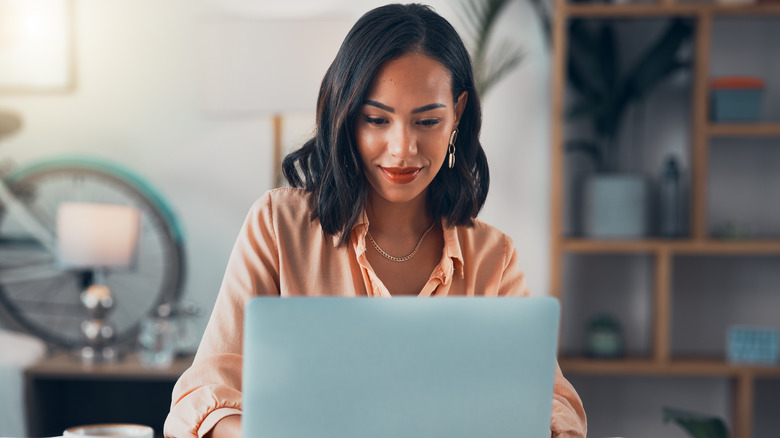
left=417, top=119, right=440, bottom=127
left=364, top=116, right=387, bottom=125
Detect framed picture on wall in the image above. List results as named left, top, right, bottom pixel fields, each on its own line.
left=0, top=0, right=75, bottom=93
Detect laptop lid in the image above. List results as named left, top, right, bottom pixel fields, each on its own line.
left=243, top=296, right=560, bottom=438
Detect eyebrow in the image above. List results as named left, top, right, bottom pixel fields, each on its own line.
left=364, top=100, right=446, bottom=114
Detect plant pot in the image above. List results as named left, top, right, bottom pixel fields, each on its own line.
left=583, top=174, right=649, bottom=239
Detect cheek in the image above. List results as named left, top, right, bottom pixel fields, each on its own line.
left=420, top=129, right=450, bottom=157
left=355, top=128, right=375, bottom=165
left=355, top=127, right=384, bottom=157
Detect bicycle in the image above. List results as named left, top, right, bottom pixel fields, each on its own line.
left=0, top=110, right=186, bottom=350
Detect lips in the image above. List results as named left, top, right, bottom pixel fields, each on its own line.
left=380, top=167, right=422, bottom=184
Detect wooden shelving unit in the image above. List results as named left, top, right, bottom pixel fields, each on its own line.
left=549, top=1, right=780, bottom=437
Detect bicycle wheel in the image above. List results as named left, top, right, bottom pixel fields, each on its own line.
left=0, top=157, right=186, bottom=349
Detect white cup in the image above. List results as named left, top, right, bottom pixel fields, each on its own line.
left=63, top=423, right=154, bottom=438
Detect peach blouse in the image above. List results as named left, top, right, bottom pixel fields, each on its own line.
left=164, top=188, right=586, bottom=437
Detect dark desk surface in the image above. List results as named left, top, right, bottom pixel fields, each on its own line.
left=25, top=352, right=194, bottom=438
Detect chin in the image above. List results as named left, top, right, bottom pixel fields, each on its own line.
left=372, top=181, right=429, bottom=205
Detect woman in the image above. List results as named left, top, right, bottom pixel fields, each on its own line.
left=165, top=4, right=586, bottom=437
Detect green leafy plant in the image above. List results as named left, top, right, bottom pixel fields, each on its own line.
left=663, top=407, right=731, bottom=438
left=566, top=18, right=693, bottom=172
left=457, top=0, right=525, bottom=97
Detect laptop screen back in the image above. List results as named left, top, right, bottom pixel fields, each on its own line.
left=243, top=297, right=559, bottom=438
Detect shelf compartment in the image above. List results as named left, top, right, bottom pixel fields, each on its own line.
left=754, top=378, right=780, bottom=437
left=560, top=254, right=656, bottom=359
left=565, top=373, right=732, bottom=438
left=709, top=16, right=780, bottom=123
left=708, top=138, right=780, bottom=239
left=671, top=255, right=780, bottom=360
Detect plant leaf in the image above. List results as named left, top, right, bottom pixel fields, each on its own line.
left=526, top=0, right=552, bottom=49
left=663, top=407, right=731, bottom=438
left=480, top=41, right=525, bottom=95
left=457, top=0, right=523, bottom=97
left=567, top=20, right=610, bottom=101
left=624, top=19, right=693, bottom=101
left=597, top=22, right=618, bottom=92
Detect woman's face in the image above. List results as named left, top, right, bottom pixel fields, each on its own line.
left=356, top=52, right=467, bottom=206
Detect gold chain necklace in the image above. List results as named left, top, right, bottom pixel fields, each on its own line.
left=366, top=221, right=436, bottom=263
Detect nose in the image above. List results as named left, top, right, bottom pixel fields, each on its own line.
left=388, top=123, right=417, bottom=159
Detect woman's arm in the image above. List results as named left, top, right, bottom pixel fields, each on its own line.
left=164, top=194, right=282, bottom=437
left=203, top=415, right=241, bottom=438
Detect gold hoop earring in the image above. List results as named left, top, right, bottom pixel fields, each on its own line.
left=448, top=129, right=458, bottom=169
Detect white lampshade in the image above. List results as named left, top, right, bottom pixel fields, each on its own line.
left=56, top=202, right=140, bottom=269
left=198, top=19, right=352, bottom=114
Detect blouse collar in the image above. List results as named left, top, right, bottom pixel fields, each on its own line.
left=335, top=211, right=465, bottom=281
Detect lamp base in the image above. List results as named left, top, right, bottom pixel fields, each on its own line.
left=78, top=345, right=121, bottom=364
left=78, top=282, right=121, bottom=364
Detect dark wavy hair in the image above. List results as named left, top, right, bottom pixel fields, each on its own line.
left=282, top=3, right=489, bottom=245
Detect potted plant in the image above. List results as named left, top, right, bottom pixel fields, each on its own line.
left=565, top=18, right=693, bottom=238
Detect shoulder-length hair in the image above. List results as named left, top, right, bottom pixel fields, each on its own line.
left=282, top=3, right=489, bottom=245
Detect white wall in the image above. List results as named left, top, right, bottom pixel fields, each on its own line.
left=0, top=0, right=552, bottom=336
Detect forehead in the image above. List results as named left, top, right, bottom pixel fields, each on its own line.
left=366, top=53, right=453, bottom=102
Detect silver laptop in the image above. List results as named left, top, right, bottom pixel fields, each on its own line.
left=242, top=297, right=560, bottom=438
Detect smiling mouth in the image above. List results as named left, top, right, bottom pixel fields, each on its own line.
left=380, top=167, right=422, bottom=184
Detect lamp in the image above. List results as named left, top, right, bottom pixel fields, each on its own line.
left=0, top=0, right=74, bottom=92
left=56, top=202, right=140, bottom=363
left=198, top=18, right=351, bottom=186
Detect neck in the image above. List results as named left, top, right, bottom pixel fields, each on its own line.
left=365, top=190, right=433, bottom=238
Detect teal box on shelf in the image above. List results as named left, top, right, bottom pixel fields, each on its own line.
left=710, top=76, right=764, bottom=122
left=727, top=325, right=779, bottom=366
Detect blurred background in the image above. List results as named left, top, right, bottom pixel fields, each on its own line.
left=1, top=0, right=779, bottom=437
left=0, top=0, right=550, bottom=333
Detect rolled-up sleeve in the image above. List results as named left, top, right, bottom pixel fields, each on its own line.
left=164, top=193, right=281, bottom=437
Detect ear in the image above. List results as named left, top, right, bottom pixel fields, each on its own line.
left=453, top=91, right=468, bottom=127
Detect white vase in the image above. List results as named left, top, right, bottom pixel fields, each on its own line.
left=583, top=174, right=649, bottom=239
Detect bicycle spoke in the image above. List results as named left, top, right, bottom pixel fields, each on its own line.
left=10, top=299, right=83, bottom=315
left=0, top=263, right=67, bottom=284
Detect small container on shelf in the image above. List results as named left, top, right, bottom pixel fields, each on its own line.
left=585, top=314, right=624, bottom=359
left=658, top=155, right=685, bottom=238
left=710, top=76, right=765, bottom=122
left=726, top=325, right=779, bottom=366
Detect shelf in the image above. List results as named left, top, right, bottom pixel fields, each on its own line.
left=566, top=2, right=780, bottom=18
left=25, top=352, right=194, bottom=381
left=560, top=357, right=780, bottom=377
left=708, top=123, right=780, bottom=137
left=561, top=238, right=780, bottom=254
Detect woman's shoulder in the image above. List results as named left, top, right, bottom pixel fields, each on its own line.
left=462, top=218, right=513, bottom=242
left=251, top=187, right=311, bottom=211
left=266, top=186, right=310, bottom=202
left=453, top=218, right=515, bottom=255
left=246, top=187, right=315, bottom=226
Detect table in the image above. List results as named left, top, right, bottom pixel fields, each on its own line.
left=24, top=352, right=193, bottom=438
